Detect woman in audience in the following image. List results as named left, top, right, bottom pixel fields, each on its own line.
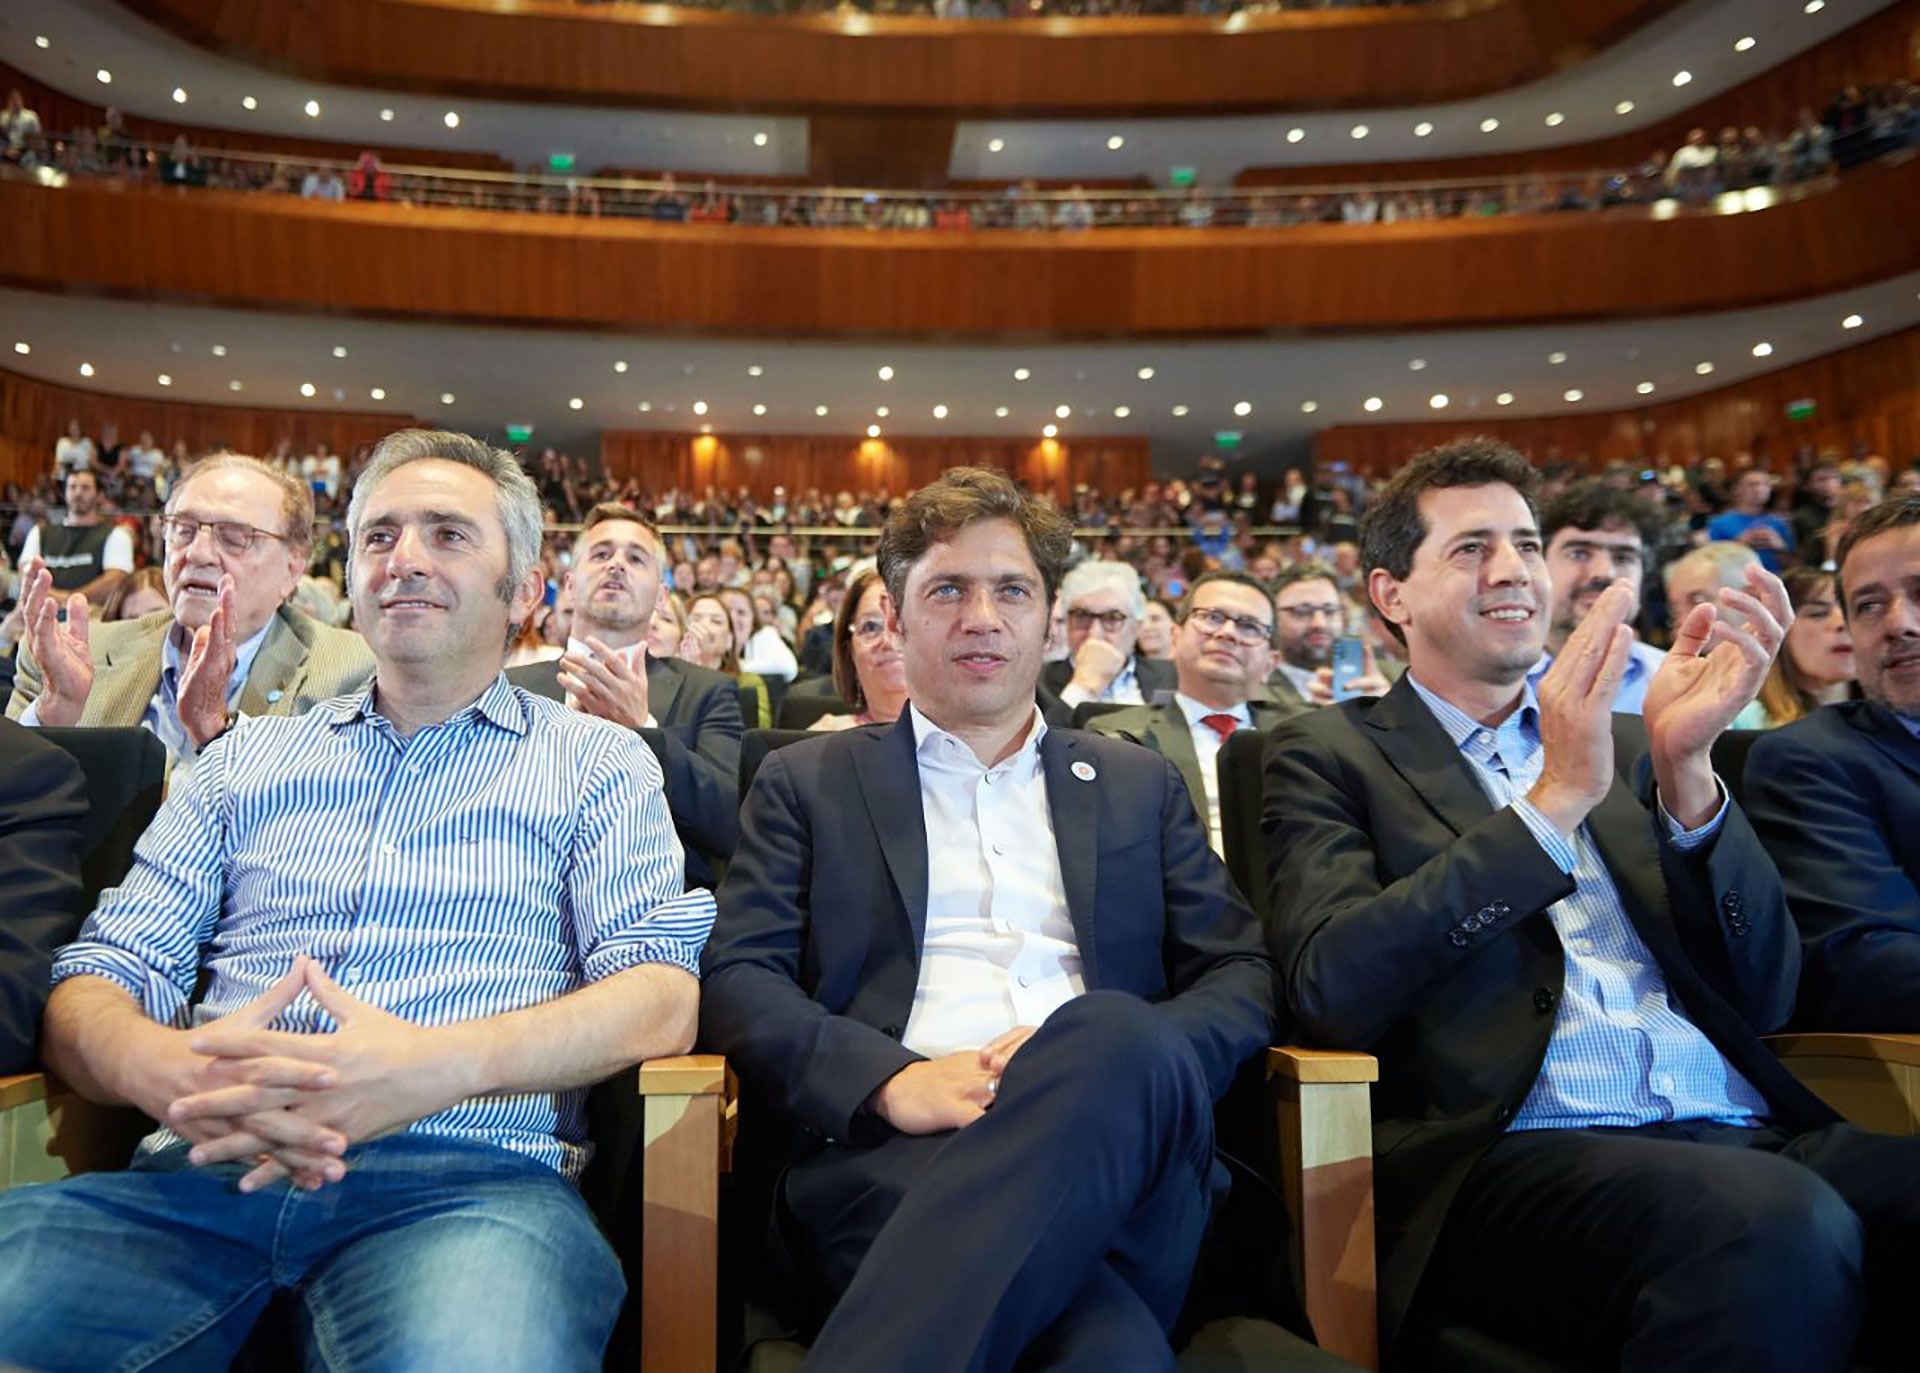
left=505, top=602, right=563, bottom=669
left=720, top=584, right=799, bottom=684
left=648, top=589, right=688, bottom=659
left=100, top=566, right=167, bottom=622
left=1753, top=566, right=1857, bottom=728
left=1137, top=597, right=1177, bottom=660
left=1812, top=479, right=1881, bottom=570
left=808, top=568, right=908, bottom=732
left=688, top=592, right=772, bottom=727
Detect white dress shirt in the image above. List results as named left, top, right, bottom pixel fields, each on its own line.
left=1174, top=693, right=1250, bottom=856
left=900, top=704, right=1086, bottom=1059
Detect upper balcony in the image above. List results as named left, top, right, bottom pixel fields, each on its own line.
left=120, top=0, right=1686, bottom=117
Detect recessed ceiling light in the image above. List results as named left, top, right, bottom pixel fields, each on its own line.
left=1350, top=124, right=1370, bottom=140
left=1233, top=401, right=1252, bottom=417
left=987, top=138, right=1006, bottom=153
left=33, top=36, right=49, bottom=49
left=1696, top=361, right=1715, bottom=375
left=1735, top=35, right=1756, bottom=52
left=1545, top=111, right=1566, bottom=128
left=1614, top=100, right=1635, bottom=116
left=1548, top=351, right=1568, bottom=365
left=304, top=99, right=321, bottom=118
left=932, top=404, right=948, bottom=419
left=241, top=96, right=257, bottom=111
left=1408, top=358, right=1427, bottom=371
left=1479, top=117, right=1500, bottom=133
left=1842, top=313, right=1864, bottom=329
left=1136, top=365, right=1155, bottom=380
left=867, top=424, right=882, bottom=438
left=211, top=344, right=227, bottom=357
left=747, top=364, right=764, bottom=377
left=1496, top=392, right=1514, bottom=406
left=443, top=112, right=460, bottom=129
left=228, top=380, right=243, bottom=392
left=638, top=401, right=652, bottom=413
left=172, top=87, right=188, bottom=104
left=300, top=382, right=317, bottom=398
left=1113, top=405, right=1130, bottom=418
left=1672, top=70, right=1693, bottom=88
left=1106, top=135, right=1125, bottom=151
left=78, top=362, right=95, bottom=377
left=1172, top=404, right=1190, bottom=417
left=1054, top=404, right=1072, bottom=419
left=569, top=397, right=585, bottom=410
left=1564, top=389, right=1584, bottom=403
left=1363, top=397, right=1384, bottom=412
left=95, top=69, right=112, bottom=85
left=331, top=345, right=348, bottom=359
left=1286, top=128, right=1305, bottom=144
left=692, top=400, right=709, bottom=415
left=1636, top=381, right=1656, bottom=395
left=1429, top=394, right=1449, bottom=409
left=752, top=132, right=769, bottom=148
left=1414, top=122, right=1434, bottom=138
left=440, top=392, right=456, bottom=405
left=875, top=405, right=890, bottom=418
left=610, top=361, right=628, bottom=374
left=995, top=406, right=1010, bottom=418
left=877, top=365, right=894, bottom=381
left=1013, top=367, right=1030, bottom=381
left=370, top=387, right=387, bottom=400
left=1042, top=424, right=1059, bottom=438
left=379, top=108, right=395, bottom=122
left=156, top=374, right=172, bottom=387
left=11, top=341, right=26, bottom=355
left=699, top=424, right=713, bottom=435
left=815, top=404, right=829, bottom=417
left=1752, top=341, right=1774, bottom=357
left=753, top=403, right=768, bottom=416
left=1300, top=400, right=1318, bottom=414
left=1804, top=0, right=1824, bottom=12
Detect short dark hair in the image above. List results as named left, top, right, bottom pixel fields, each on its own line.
left=1178, top=570, right=1280, bottom=647
left=577, top=501, right=659, bottom=549
left=1360, top=437, right=1540, bottom=581
left=1836, top=493, right=1920, bottom=599
left=1539, top=478, right=1658, bottom=551
left=877, top=466, right=1073, bottom=613
left=1269, top=560, right=1339, bottom=598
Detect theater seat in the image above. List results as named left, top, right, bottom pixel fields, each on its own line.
left=1217, top=730, right=1275, bottom=922
left=775, top=694, right=851, bottom=730
left=37, top=728, right=167, bottom=908
left=1070, top=700, right=1135, bottom=730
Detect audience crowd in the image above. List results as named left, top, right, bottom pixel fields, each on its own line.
left=589, top=0, right=1418, bottom=15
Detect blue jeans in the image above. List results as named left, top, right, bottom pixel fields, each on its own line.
left=0, top=1132, right=623, bottom=1372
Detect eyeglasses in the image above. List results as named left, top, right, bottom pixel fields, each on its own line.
left=851, top=618, right=891, bottom=642
left=161, top=515, right=289, bottom=557
left=1184, top=606, right=1273, bottom=646
left=1276, top=603, right=1344, bottom=623
left=1067, top=608, right=1134, bottom=632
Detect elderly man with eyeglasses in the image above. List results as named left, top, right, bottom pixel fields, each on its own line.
left=1039, top=558, right=1178, bottom=710
left=8, top=453, right=374, bottom=761
left=1090, top=572, right=1306, bottom=856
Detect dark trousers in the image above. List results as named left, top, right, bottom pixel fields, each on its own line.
left=779, top=991, right=1219, bottom=1373
left=1408, top=1119, right=1920, bottom=1373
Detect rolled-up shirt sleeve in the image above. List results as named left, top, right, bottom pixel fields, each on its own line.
left=566, top=728, right=715, bottom=982
left=50, top=736, right=231, bottom=1026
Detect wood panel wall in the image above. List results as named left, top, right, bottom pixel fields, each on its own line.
left=0, top=367, right=412, bottom=490
left=1313, top=327, right=1920, bottom=476
left=1238, top=0, right=1920, bottom=188
left=7, top=155, right=1918, bottom=337
left=120, top=0, right=1682, bottom=118
left=601, top=430, right=1150, bottom=505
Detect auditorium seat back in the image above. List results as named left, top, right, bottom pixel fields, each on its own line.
left=1711, top=729, right=1765, bottom=812
left=38, top=728, right=168, bottom=905
left=777, top=694, right=852, bottom=731
left=1217, top=730, right=1274, bottom=921
left=1070, top=701, right=1134, bottom=730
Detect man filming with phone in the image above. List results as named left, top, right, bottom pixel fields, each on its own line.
left=1268, top=562, right=1391, bottom=708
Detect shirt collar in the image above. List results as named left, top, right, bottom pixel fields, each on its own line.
left=564, top=636, right=648, bottom=671
left=1406, top=672, right=1542, bottom=757
left=1175, top=692, right=1250, bottom=728
left=327, top=671, right=529, bottom=737
left=909, top=701, right=1047, bottom=773
left=163, top=614, right=276, bottom=703
left=1900, top=712, right=1920, bottom=742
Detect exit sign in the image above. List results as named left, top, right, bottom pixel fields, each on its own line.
left=1169, top=166, right=1198, bottom=188
left=1213, top=430, right=1243, bottom=450
left=1785, top=398, right=1817, bottom=422
left=548, top=153, right=576, bottom=173
left=506, top=423, right=534, bottom=444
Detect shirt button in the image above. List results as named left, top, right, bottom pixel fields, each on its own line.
left=991, top=843, right=1005, bottom=856
left=381, top=843, right=397, bottom=856
left=1653, top=1073, right=1675, bottom=1095
left=1015, top=973, right=1031, bottom=989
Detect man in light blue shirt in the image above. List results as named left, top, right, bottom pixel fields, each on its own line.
left=0, top=430, right=716, bottom=1371
left=1528, top=478, right=1667, bottom=713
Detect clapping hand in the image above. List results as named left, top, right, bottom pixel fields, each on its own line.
left=558, top=637, right=650, bottom=727
left=19, top=558, right=95, bottom=727
left=178, top=576, right=238, bottom=749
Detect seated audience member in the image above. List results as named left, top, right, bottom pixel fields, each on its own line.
left=1527, top=479, right=1667, bottom=712
left=8, top=455, right=375, bottom=761
left=0, top=429, right=715, bottom=1370
left=1091, top=572, right=1304, bottom=856
left=1747, top=494, right=1920, bottom=1031
left=1137, top=596, right=1177, bottom=661
left=723, top=584, right=799, bottom=684
left=1707, top=469, right=1795, bottom=572
left=808, top=567, right=908, bottom=731
left=1041, top=559, right=1177, bottom=708
left=1752, top=566, right=1857, bottom=727
left=1264, top=438, right=1920, bottom=1372
left=99, top=566, right=169, bottom=623
left=700, top=468, right=1276, bottom=1369
left=1665, top=542, right=1770, bottom=729
left=19, top=469, right=135, bottom=599
left=1267, top=562, right=1389, bottom=708
left=688, top=591, right=772, bottom=727
left=0, top=717, right=86, bottom=1074
left=647, top=588, right=690, bottom=659
left=509, top=502, right=743, bottom=888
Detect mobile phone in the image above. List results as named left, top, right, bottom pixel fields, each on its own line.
left=1330, top=635, right=1367, bottom=702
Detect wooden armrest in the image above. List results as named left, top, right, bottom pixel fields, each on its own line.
left=0, top=1073, right=50, bottom=1113
left=636, top=1053, right=731, bottom=1097
left=1, top=1071, right=149, bottom=1191
left=1269, top=1046, right=1378, bottom=1369
left=638, top=1054, right=736, bottom=1373
left=1766, top=1033, right=1920, bottom=1136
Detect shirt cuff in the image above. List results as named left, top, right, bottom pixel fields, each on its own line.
left=1657, top=779, right=1729, bottom=852
left=18, top=699, right=40, bottom=727
left=1059, top=683, right=1092, bottom=709
left=50, top=948, right=192, bottom=1028
left=1509, top=799, right=1578, bottom=875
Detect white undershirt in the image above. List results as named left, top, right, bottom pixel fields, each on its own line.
left=900, top=703, right=1085, bottom=1059
left=1174, top=692, right=1250, bottom=856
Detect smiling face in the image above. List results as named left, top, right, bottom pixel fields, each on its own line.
left=892, top=517, right=1048, bottom=733
left=1274, top=576, right=1342, bottom=670
left=686, top=596, right=735, bottom=660
left=568, top=517, right=662, bottom=639
left=164, top=467, right=306, bottom=640
left=847, top=578, right=907, bottom=708
left=1371, top=483, right=1548, bottom=693
left=1842, top=523, right=1920, bottom=719
left=1544, top=519, right=1645, bottom=655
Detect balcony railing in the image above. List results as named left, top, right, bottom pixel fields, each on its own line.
left=576, top=0, right=1426, bottom=17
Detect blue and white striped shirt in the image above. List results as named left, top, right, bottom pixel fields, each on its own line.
left=1405, top=675, right=1768, bottom=1131
left=52, top=674, right=716, bottom=1181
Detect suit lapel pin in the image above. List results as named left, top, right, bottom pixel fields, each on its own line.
left=1071, top=760, right=1097, bottom=782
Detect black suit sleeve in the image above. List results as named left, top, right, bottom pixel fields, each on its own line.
left=1745, top=728, right=1918, bottom=1030
left=0, top=726, right=89, bottom=1072
left=699, top=749, right=918, bottom=1141
left=647, top=675, right=743, bottom=869
left=1262, top=721, right=1575, bottom=1049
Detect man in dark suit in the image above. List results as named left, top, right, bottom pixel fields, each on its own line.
left=1039, top=558, right=1177, bottom=709
left=1091, top=571, right=1304, bottom=856
left=1263, top=439, right=1920, bottom=1372
left=701, top=468, right=1280, bottom=1371
left=0, top=717, right=88, bottom=1073
left=507, top=502, right=740, bottom=887
left=1747, top=494, right=1920, bottom=1030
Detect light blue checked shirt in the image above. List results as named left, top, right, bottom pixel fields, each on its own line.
left=53, top=674, right=716, bottom=1180
left=1405, top=675, right=1768, bottom=1131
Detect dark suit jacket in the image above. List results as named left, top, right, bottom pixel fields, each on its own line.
left=1747, top=701, right=1920, bottom=1031
left=507, top=655, right=741, bottom=888
left=0, top=718, right=89, bottom=1073
left=1089, top=694, right=1306, bottom=837
left=699, top=717, right=1277, bottom=1153
left=1261, top=676, right=1835, bottom=1355
left=1040, top=653, right=1178, bottom=706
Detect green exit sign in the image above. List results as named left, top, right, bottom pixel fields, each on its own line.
left=548, top=153, right=576, bottom=173
left=1170, top=166, right=1198, bottom=188
left=506, top=423, right=534, bottom=445
left=1785, top=398, right=1817, bottom=422
left=1213, top=430, right=1243, bottom=450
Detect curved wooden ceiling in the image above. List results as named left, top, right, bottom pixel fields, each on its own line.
left=122, top=0, right=1685, bottom=118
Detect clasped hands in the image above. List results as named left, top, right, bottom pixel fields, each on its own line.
left=1529, top=565, right=1790, bottom=840
left=870, top=1025, right=1037, bottom=1135
left=159, top=955, right=466, bottom=1195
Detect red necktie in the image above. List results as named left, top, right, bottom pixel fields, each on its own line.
left=1200, top=713, right=1241, bottom=745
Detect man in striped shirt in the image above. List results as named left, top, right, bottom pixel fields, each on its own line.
left=0, top=429, right=715, bottom=1371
